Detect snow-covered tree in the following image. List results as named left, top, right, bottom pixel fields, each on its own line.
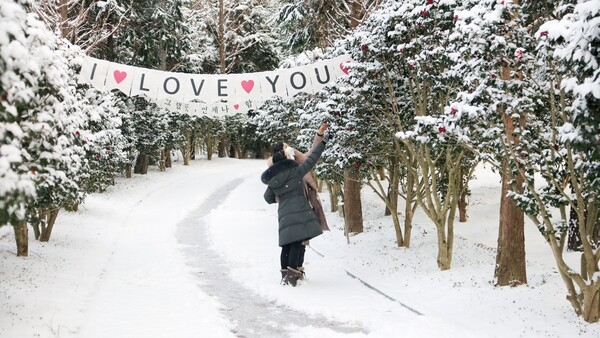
left=175, top=3, right=220, bottom=73
left=403, top=0, right=534, bottom=281
left=32, top=0, right=129, bottom=53
left=521, top=0, right=599, bottom=322
left=272, top=0, right=382, bottom=55
left=315, top=0, right=480, bottom=262
left=128, top=99, right=170, bottom=174
left=74, top=87, right=131, bottom=194
left=253, top=97, right=301, bottom=144
left=0, top=0, right=46, bottom=235
left=441, top=0, right=600, bottom=322
left=194, top=116, right=224, bottom=160
left=114, top=0, right=192, bottom=70
left=196, top=0, right=282, bottom=74
left=223, top=113, right=266, bottom=159
left=0, top=0, right=93, bottom=253
left=163, top=111, right=193, bottom=165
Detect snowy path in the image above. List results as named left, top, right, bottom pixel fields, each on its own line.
left=71, top=159, right=369, bottom=338
left=0, top=158, right=498, bottom=337
left=76, top=166, right=244, bottom=338
left=176, top=177, right=366, bottom=337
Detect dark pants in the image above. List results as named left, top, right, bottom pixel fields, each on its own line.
left=280, top=241, right=305, bottom=269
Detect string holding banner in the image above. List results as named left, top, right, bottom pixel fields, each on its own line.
left=77, top=55, right=352, bottom=110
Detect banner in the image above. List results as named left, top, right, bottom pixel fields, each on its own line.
left=77, top=55, right=353, bottom=112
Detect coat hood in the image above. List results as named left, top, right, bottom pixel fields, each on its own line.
left=261, top=159, right=298, bottom=188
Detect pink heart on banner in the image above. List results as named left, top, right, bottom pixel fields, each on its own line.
left=340, top=62, right=350, bottom=75
left=233, top=104, right=240, bottom=110
left=241, top=80, right=254, bottom=94
left=113, top=70, right=127, bottom=84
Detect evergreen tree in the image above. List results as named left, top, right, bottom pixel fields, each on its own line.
left=0, top=0, right=48, bottom=233
left=273, top=0, right=382, bottom=55
left=444, top=0, right=600, bottom=322
left=115, top=0, right=193, bottom=70
left=74, top=87, right=131, bottom=193
left=129, top=99, right=170, bottom=174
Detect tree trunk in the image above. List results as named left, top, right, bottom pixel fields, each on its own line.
left=568, top=202, right=582, bottom=251
left=134, top=153, right=149, bottom=174
left=387, top=158, right=403, bottom=246
left=378, top=167, right=385, bottom=180
left=13, top=220, right=28, bottom=256
left=125, top=164, right=132, bottom=178
left=458, top=175, right=468, bottom=222
left=40, top=209, right=60, bottom=242
left=229, top=144, right=237, bottom=158
left=327, top=182, right=341, bottom=213
left=436, top=227, right=452, bottom=271
left=218, top=0, right=226, bottom=74
left=190, top=133, right=197, bottom=160
left=495, top=170, right=527, bottom=285
left=216, top=0, right=226, bottom=161
left=495, top=161, right=527, bottom=285
left=206, top=137, right=215, bottom=160
left=582, top=284, right=600, bottom=323
left=184, top=130, right=191, bottom=165
left=164, top=149, right=172, bottom=168
left=403, top=168, right=417, bottom=248
left=495, top=49, right=527, bottom=286
left=343, top=168, right=363, bottom=233
left=216, top=0, right=228, bottom=155
left=32, top=213, right=41, bottom=240
left=59, top=0, right=69, bottom=39
left=435, top=175, right=458, bottom=271
left=218, top=139, right=227, bottom=158
left=158, top=149, right=166, bottom=172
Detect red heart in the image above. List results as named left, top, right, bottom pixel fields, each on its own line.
left=113, top=70, right=127, bottom=84
left=241, top=80, right=254, bottom=93
left=340, top=62, right=349, bottom=75
left=233, top=104, right=240, bottom=110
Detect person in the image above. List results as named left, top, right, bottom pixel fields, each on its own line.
left=266, top=127, right=330, bottom=281
left=261, top=124, right=330, bottom=287
left=267, top=141, right=330, bottom=232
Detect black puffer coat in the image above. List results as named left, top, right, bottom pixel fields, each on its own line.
left=261, top=141, right=325, bottom=246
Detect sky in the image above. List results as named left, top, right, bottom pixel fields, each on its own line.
left=1, top=155, right=599, bottom=338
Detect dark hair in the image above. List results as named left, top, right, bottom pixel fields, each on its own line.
left=272, top=150, right=286, bottom=163
left=271, top=142, right=284, bottom=154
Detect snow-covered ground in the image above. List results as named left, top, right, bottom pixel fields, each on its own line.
left=1, top=156, right=599, bottom=338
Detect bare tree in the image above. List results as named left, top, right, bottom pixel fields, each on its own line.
left=32, top=0, right=128, bottom=52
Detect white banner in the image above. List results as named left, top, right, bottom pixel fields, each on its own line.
left=78, top=55, right=353, bottom=115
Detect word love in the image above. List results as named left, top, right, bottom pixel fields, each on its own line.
left=125, top=68, right=330, bottom=96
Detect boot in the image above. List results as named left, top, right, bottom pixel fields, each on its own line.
left=280, top=269, right=288, bottom=284
left=283, top=267, right=302, bottom=287
left=297, top=266, right=305, bottom=280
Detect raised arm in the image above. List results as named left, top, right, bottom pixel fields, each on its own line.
left=297, top=124, right=329, bottom=177
left=299, top=123, right=328, bottom=160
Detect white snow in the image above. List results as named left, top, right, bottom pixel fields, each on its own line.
left=1, top=157, right=599, bottom=338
